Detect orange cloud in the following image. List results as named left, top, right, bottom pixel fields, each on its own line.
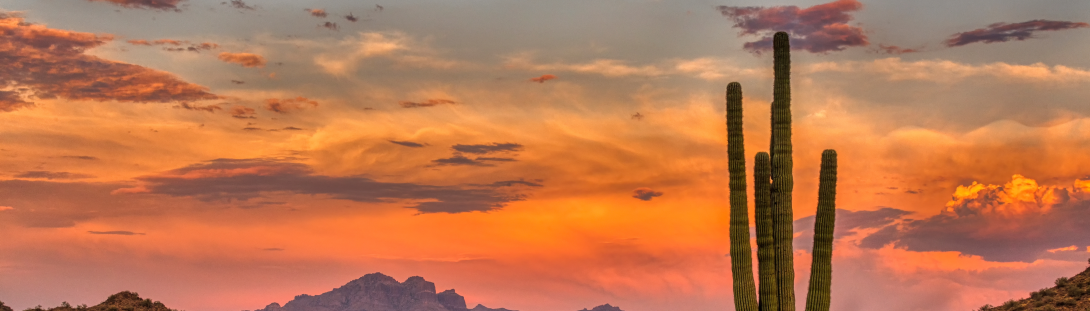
left=1047, top=245, right=1078, bottom=253
left=217, top=52, right=267, bottom=68
left=530, top=74, right=557, bottom=83
left=265, top=96, right=319, bottom=114
left=87, top=0, right=184, bottom=11
left=0, top=12, right=219, bottom=112
left=127, top=39, right=152, bottom=46
left=305, top=8, right=327, bottom=18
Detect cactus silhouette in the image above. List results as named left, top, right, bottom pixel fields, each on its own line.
left=726, top=32, right=838, bottom=311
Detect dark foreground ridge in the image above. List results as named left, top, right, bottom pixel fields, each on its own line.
left=253, top=272, right=514, bottom=311
left=980, top=262, right=1090, bottom=311
left=0, top=291, right=177, bottom=311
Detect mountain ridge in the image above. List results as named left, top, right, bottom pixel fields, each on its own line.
left=253, top=272, right=513, bottom=311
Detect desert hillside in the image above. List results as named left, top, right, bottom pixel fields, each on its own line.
left=981, top=261, right=1090, bottom=311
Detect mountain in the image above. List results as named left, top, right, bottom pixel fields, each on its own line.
left=577, top=304, right=624, bottom=311
left=5, top=291, right=177, bottom=311
left=981, top=263, right=1090, bottom=311
left=255, top=273, right=514, bottom=311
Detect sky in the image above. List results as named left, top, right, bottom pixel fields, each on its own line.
left=1, top=0, right=1089, bottom=310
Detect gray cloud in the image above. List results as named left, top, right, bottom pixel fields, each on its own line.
left=389, top=140, right=425, bottom=148
left=631, top=188, right=663, bottom=201
left=430, top=155, right=518, bottom=167
left=451, top=143, right=523, bottom=154
left=944, top=20, right=1089, bottom=47
left=115, top=158, right=537, bottom=213
left=431, top=155, right=491, bottom=167
left=88, top=230, right=145, bottom=236
left=87, top=0, right=185, bottom=11
left=224, top=0, right=255, bottom=10
left=475, top=157, right=516, bottom=162
left=14, top=171, right=95, bottom=180
left=485, top=180, right=543, bottom=187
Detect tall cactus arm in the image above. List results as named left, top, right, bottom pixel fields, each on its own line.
left=805, top=150, right=837, bottom=311
left=727, top=82, right=759, bottom=311
left=754, top=152, right=779, bottom=311
left=769, top=31, right=796, bottom=311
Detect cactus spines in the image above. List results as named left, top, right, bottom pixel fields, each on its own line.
left=726, top=31, right=837, bottom=311
left=754, top=152, right=778, bottom=311
left=727, top=82, right=759, bottom=311
left=769, top=30, right=796, bottom=311
left=804, top=150, right=837, bottom=311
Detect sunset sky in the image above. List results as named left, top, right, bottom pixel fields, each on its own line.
left=2, top=0, right=1090, bottom=310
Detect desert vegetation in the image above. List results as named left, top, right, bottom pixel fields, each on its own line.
left=726, top=31, right=838, bottom=311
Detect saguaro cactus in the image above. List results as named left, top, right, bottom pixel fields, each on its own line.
left=726, top=31, right=839, bottom=311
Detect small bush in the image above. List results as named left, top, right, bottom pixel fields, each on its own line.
left=977, top=304, right=993, bottom=311
left=1056, top=277, right=1070, bottom=287
left=1001, top=299, right=1018, bottom=308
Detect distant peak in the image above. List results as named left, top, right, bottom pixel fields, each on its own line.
left=578, top=304, right=624, bottom=311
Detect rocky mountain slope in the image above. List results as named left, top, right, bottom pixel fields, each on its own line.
left=255, top=273, right=513, bottom=311
left=980, top=263, right=1090, bottom=311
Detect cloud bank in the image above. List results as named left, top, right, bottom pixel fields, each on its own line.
left=113, top=158, right=537, bottom=213
left=861, top=175, right=1090, bottom=262
left=0, top=12, right=219, bottom=111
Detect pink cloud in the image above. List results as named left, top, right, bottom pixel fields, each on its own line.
left=530, top=74, right=557, bottom=83
left=717, top=0, right=868, bottom=54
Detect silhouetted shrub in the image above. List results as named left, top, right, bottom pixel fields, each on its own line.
left=1055, top=277, right=1070, bottom=287
left=1001, top=300, right=1017, bottom=308
left=977, top=304, right=993, bottom=311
